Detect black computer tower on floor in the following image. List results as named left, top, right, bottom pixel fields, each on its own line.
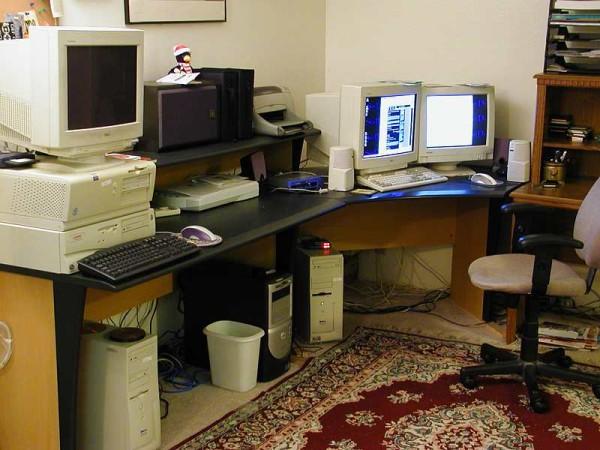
left=180, top=262, right=292, bottom=382
left=197, top=68, right=254, bottom=141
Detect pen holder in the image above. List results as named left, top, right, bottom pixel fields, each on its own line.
left=543, top=161, right=566, bottom=183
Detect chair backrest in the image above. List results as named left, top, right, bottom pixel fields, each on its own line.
left=574, top=177, right=600, bottom=269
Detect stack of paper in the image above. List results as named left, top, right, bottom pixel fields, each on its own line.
left=555, top=1, right=600, bottom=11
left=539, top=321, right=599, bottom=350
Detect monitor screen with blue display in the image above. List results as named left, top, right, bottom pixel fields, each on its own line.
left=363, top=94, right=416, bottom=159
left=426, top=94, right=487, bottom=148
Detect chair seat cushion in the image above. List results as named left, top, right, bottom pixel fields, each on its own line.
left=469, top=254, right=587, bottom=297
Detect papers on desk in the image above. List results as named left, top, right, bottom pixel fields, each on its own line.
left=156, top=72, right=199, bottom=85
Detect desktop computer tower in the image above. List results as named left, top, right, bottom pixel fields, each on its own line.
left=181, top=262, right=292, bottom=382
left=77, top=323, right=160, bottom=450
left=293, top=248, right=344, bottom=343
left=197, top=68, right=254, bottom=141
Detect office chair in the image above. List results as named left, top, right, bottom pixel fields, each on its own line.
left=460, top=178, right=600, bottom=413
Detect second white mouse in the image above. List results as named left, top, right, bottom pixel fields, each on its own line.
left=470, top=173, right=503, bottom=186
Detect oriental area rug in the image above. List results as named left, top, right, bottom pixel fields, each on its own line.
left=172, top=327, right=600, bottom=450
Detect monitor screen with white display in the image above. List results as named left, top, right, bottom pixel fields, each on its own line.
left=338, top=82, right=420, bottom=174
left=418, top=85, right=494, bottom=175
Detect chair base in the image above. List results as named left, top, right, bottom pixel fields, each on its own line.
left=460, top=344, right=600, bottom=413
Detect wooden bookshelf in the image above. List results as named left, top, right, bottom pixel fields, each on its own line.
left=512, top=73, right=600, bottom=210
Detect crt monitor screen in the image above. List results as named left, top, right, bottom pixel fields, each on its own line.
left=426, top=94, right=487, bottom=148
left=67, top=46, right=138, bottom=131
left=363, top=94, right=416, bottom=159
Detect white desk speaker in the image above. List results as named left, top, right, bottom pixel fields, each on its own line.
left=328, top=146, right=354, bottom=191
left=507, top=139, right=531, bottom=183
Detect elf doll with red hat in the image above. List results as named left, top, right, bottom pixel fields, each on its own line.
left=169, top=44, right=194, bottom=74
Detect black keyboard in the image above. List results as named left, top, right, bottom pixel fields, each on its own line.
left=78, top=233, right=201, bottom=283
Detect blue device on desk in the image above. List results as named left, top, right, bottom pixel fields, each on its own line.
left=268, top=172, right=324, bottom=190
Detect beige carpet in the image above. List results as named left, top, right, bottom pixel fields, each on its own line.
left=160, top=298, right=600, bottom=449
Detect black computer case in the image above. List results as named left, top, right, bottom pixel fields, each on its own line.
left=197, top=68, right=254, bottom=141
left=179, top=262, right=292, bottom=382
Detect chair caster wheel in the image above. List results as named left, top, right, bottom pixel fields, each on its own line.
left=460, top=371, right=478, bottom=389
left=557, top=355, right=573, bottom=368
left=480, top=344, right=496, bottom=364
left=593, top=385, right=600, bottom=400
left=530, top=390, right=549, bottom=413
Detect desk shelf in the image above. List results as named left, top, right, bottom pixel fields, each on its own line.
left=130, top=129, right=320, bottom=168
left=510, top=177, right=595, bottom=210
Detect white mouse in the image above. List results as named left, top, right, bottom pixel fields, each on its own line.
left=470, top=173, right=502, bottom=187
left=180, top=225, right=222, bottom=246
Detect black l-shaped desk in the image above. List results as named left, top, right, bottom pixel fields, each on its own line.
left=0, top=136, right=520, bottom=450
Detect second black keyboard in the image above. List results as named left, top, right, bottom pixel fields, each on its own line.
left=78, top=233, right=202, bottom=283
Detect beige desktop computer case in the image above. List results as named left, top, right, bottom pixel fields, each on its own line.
left=294, top=248, right=344, bottom=343
left=77, top=326, right=160, bottom=450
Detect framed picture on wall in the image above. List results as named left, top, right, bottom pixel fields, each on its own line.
left=125, top=0, right=226, bottom=24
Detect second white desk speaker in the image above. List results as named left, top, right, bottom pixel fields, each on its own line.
left=328, top=146, right=354, bottom=191
left=507, top=139, right=531, bottom=183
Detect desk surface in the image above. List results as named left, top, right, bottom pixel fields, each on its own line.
left=327, top=178, right=521, bottom=203
left=0, top=178, right=521, bottom=291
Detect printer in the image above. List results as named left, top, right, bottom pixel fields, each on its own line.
left=253, top=86, right=313, bottom=137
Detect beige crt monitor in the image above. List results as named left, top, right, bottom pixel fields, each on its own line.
left=306, top=81, right=421, bottom=174
left=339, top=81, right=420, bottom=174
left=418, top=84, right=495, bottom=176
left=0, top=26, right=144, bottom=157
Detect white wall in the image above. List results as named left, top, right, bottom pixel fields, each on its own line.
left=325, top=0, right=550, bottom=141
left=60, top=0, right=326, bottom=115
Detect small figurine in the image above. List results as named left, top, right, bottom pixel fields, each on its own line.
left=169, top=44, right=194, bottom=74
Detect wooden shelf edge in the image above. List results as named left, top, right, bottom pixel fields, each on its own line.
left=535, top=72, right=600, bottom=88
left=511, top=190, right=582, bottom=210
left=509, top=178, right=597, bottom=210
left=543, top=139, right=600, bottom=152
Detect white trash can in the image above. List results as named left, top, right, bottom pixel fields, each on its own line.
left=203, top=320, right=265, bottom=392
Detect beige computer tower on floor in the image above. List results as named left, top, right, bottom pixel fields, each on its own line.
left=293, top=248, right=344, bottom=343
left=77, top=324, right=160, bottom=450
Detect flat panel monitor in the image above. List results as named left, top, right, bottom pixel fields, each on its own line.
left=339, top=82, right=420, bottom=174
left=0, top=26, right=144, bottom=158
left=418, top=84, right=495, bottom=175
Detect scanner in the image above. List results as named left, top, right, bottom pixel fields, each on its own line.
left=253, top=86, right=313, bottom=137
